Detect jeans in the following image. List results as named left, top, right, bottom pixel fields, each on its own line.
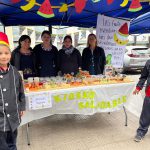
left=0, top=129, right=17, bottom=150
left=137, top=96, right=150, bottom=136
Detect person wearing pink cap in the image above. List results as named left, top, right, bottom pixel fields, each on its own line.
left=0, top=32, right=25, bottom=150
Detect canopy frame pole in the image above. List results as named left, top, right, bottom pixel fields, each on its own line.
left=48, top=26, right=52, bottom=34
left=3, top=25, right=5, bottom=33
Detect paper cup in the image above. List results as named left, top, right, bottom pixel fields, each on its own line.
left=34, top=77, right=40, bottom=83
left=28, top=77, right=33, bottom=83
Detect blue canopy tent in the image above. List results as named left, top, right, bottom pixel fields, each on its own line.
left=130, top=12, right=150, bottom=34
left=0, top=0, right=149, bottom=28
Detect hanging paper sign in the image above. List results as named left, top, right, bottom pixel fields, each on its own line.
left=79, top=30, right=86, bottom=41
left=51, top=34, right=56, bottom=44
left=27, top=92, right=52, bottom=110
left=128, top=0, right=142, bottom=12
left=75, top=0, right=87, bottom=13
left=58, top=35, right=64, bottom=44
left=96, top=15, right=130, bottom=68
left=120, top=0, right=129, bottom=7
left=20, top=0, right=36, bottom=11
left=74, top=32, right=79, bottom=47
left=37, top=0, right=55, bottom=18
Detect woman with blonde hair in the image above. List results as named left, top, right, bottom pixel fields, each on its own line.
left=82, top=34, right=106, bottom=75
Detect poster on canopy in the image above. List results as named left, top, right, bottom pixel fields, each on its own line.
left=96, top=15, right=130, bottom=68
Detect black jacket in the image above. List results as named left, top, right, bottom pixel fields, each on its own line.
left=137, top=60, right=150, bottom=91
left=33, top=44, right=58, bottom=77
left=11, top=47, right=37, bottom=76
left=0, top=65, right=25, bottom=132
left=58, top=48, right=82, bottom=75
left=82, top=46, right=106, bottom=75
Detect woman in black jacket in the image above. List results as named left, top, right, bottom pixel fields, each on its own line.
left=82, top=34, right=106, bottom=75
left=11, top=35, right=37, bottom=79
left=58, top=35, right=82, bottom=75
left=33, top=30, right=58, bottom=77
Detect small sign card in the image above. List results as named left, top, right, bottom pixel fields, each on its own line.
left=27, top=92, right=52, bottom=110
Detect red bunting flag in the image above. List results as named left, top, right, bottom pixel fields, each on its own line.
left=37, top=0, right=54, bottom=18
left=11, top=0, right=21, bottom=3
left=107, top=0, right=114, bottom=5
left=75, top=0, right=87, bottom=13
left=128, top=0, right=142, bottom=12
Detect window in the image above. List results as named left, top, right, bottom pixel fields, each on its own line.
left=0, top=24, right=4, bottom=32
left=35, top=32, right=41, bottom=41
left=13, top=26, right=20, bottom=41
left=27, top=29, right=33, bottom=36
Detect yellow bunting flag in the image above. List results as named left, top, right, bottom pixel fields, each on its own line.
left=20, top=0, right=36, bottom=11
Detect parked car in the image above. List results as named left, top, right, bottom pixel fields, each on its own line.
left=123, top=46, right=150, bottom=72
left=77, top=45, right=150, bottom=73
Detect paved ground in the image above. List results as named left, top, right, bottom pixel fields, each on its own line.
left=18, top=112, right=150, bottom=150
left=18, top=70, right=150, bottom=150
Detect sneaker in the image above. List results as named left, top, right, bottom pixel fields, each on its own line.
left=134, top=134, right=144, bottom=142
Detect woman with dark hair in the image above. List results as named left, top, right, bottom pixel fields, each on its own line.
left=33, top=30, right=58, bottom=77
left=82, top=34, right=106, bottom=75
left=58, top=35, right=82, bottom=75
left=11, top=35, right=36, bottom=79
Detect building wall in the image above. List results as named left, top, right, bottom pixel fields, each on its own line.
left=5, top=26, right=48, bottom=51
left=1, top=25, right=150, bottom=51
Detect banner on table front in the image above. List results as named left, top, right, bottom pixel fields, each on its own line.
left=96, top=15, right=130, bottom=68
left=51, top=83, right=134, bottom=114
left=26, top=83, right=135, bottom=114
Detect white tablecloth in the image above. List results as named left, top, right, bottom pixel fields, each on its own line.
left=21, top=82, right=138, bottom=125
